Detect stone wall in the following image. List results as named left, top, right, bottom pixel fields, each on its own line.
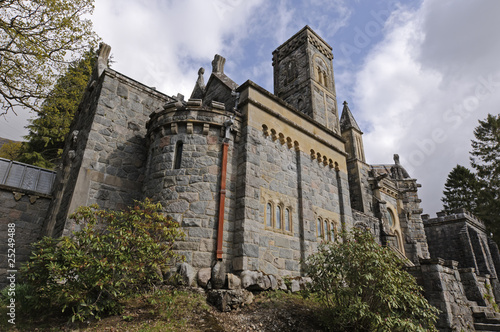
left=45, top=68, right=173, bottom=237
left=0, top=187, right=52, bottom=289
left=233, top=124, right=303, bottom=275
left=233, top=82, right=353, bottom=276
left=411, top=259, right=475, bottom=332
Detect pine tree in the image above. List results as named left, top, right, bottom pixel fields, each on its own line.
left=18, top=51, right=96, bottom=168
left=442, top=165, right=479, bottom=214
left=470, top=113, right=500, bottom=241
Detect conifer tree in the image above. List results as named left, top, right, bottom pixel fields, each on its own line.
left=470, top=113, right=500, bottom=241
left=441, top=165, right=479, bottom=214
left=18, top=51, right=96, bottom=168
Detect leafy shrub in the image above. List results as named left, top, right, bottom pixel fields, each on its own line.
left=305, top=228, right=439, bottom=332
left=19, top=198, right=185, bottom=322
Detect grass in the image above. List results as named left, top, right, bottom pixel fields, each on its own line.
left=0, top=286, right=325, bottom=331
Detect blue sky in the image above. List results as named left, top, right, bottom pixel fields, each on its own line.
left=1, top=0, right=499, bottom=216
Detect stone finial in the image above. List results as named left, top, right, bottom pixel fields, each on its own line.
left=97, top=43, right=111, bottom=77
left=394, top=154, right=400, bottom=165
left=197, top=67, right=205, bottom=88
left=212, top=54, right=225, bottom=74
left=190, top=67, right=206, bottom=99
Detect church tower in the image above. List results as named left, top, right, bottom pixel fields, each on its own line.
left=272, top=26, right=340, bottom=133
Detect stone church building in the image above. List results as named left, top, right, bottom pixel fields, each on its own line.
left=2, top=26, right=500, bottom=331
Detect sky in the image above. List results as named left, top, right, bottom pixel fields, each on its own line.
left=1, top=0, right=499, bottom=216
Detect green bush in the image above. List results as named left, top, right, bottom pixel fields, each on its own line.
left=19, top=198, right=185, bottom=322
left=305, top=228, right=439, bottom=332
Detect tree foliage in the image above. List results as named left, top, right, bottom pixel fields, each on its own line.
left=0, top=0, right=98, bottom=115
left=441, top=164, right=479, bottom=214
left=18, top=50, right=95, bottom=168
left=470, top=113, right=500, bottom=241
left=0, top=139, right=22, bottom=160
left=19, top=198, right=185, bottom=322
left=305, top=229, right=439, bottom=332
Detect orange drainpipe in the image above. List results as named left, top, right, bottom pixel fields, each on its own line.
left=216, top=141, right=229, bottom=260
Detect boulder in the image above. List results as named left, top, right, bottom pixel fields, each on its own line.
left=299, top=277, right=312, bottom=290
left=178, top=262, right=196, bottom=287
left=207, top=289, right=254, bottom=312
left=241, top=270, right=268, bottom=290
left=277, top=276, right=288, bottom=291
left=290, top=278, right=300, bottom=292
left=227, top=273, right=241, bottom=290
left=211, top=261, right=226, bottom=289
left=197, top=267, right=212, bottom=288
left=268, top=274, right=278, bottom=290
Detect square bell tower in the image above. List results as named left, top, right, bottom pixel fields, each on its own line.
left=272, top=26, right=340, bottom=133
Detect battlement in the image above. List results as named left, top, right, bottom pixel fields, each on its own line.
left=422, top=208, right=486, bottom=232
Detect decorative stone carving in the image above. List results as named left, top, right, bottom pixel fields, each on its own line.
left=29, top=195, right=39, bottom=204
left=224, top=116, right=234, bottom=140
left=97, top=43, right=111, bottom=77
left=203, top=123, right=210, bottom=135
left=13, top=192, right=24, bottom=201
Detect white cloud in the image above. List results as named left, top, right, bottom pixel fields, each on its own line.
left=353, top=0, right=500, bottom=215
left=92, top=0, right=264, bottom=97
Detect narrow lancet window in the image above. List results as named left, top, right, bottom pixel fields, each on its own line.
left=285, top=208, right=291, bottom=231
left=173, top=141, right=183, bottom=169
left=266, top=203, right=272, bottom=227
left=276, top=205, right=282, bottom=230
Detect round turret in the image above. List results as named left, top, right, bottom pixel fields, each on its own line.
left=143, top=98, right=240, bottom=269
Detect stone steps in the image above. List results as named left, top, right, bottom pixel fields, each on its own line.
left=474, top=322, right=500, bottom=331
left=471, top=303, right=500, bottom=331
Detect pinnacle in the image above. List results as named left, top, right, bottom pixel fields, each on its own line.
left=340, top=101, right=362, bottom=132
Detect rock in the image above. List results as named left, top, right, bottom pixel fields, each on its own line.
left=290, top=279, right=300, bottom=292
left=241, top=270, right=268, bottom=290
left=277, top=276, right=288, bottom=291
left=299, top=277, right=312, bottom=290
left=227, top=273, right=241, bottom=289
left=178, top=262, right=196, bottom=287
left=197, top=267, right=212, bottom=288
left=268, top=274, right=278, bottom=290
left=163, top=266, right=179, bottom=285
left=211, top=261, right=226, bottom=289
left=207, top=289, right=254, bottom=312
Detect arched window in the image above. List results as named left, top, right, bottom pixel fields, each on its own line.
left=387, top=209, right=395, bottom=228
left=327, top=221, right=332, bottom=241
left=323, top=219, right=328, bottom=240
left=173, top=141, right=183, bottom=169
left=285, top=208, right=291, bottom=232
left=266, top=203, right=272, bottom=227
left=317, top=218, right=322, bottom=238
left=276, top=205, right=282, bottom=230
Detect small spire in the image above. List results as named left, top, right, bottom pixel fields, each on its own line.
left=340, top=100, right=361, bottom=132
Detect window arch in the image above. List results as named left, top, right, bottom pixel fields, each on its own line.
left=276, top=205, right=282, bottom=230
left=323, top=219, right=328, bottom=240
left=285, top=208, right=291, bottom=232
left=317, top=218, right=323, bottom=238
left=266, top=203, right=272, bottom=227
